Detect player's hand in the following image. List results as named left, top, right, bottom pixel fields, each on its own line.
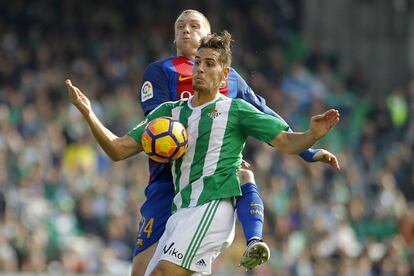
left=313, top=149, right=340, bottom=170
left=238, top=160, right=255, bottom=184
left=309, top=109, right=340, bottom=140
left=238, top=168, right=255, bottom=184
left=240, top=160, right=251, bottom=169
left=65, top=79, right=92, bottom=117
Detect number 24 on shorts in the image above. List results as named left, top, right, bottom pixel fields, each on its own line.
left=139, top=216, right=154, bottom=238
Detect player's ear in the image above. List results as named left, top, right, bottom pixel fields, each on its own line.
left=223, top=67, right=230, bottom=80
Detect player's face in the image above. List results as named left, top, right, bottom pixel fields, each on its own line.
left=175, top=13, right=210, bottom=58
left=192, top=48, right=229, bottom=94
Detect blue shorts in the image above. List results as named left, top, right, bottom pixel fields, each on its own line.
left=132, top=179, right=175, bottom=256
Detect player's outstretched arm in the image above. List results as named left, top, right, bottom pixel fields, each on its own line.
left=270, top=109, right=340, bottom=155
left=234, top=72, right=333, bottom=165
left=65, top=79, right=142, bottom=161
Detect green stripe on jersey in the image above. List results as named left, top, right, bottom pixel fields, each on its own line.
left=183, top=104, right=215, bottom=207
left=196, top=100, right=233, bottom=205
left=173, top=106, right=201, bottom=209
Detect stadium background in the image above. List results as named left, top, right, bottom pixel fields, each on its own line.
left=1, top=0, right=414, bottom=274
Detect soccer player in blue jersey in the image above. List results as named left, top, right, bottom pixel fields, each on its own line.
left=132, top=9, right=340, bottom=274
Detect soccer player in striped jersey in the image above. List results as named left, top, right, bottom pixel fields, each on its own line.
left=133, top=9, right=339, bottom=274
left=65, top=31, right=340, bottom=275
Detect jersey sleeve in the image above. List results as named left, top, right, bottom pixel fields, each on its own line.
left=140, top=62, right=171, bottom=115
left=127, top=102, right=173, bottom=143
left=236, top=99, right=289, bottom=143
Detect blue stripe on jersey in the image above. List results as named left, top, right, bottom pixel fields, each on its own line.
left=226, top=69, right=239, bottom=98
left=162, top=59, right=178, bottom=100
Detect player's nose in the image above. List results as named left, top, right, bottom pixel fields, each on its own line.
left=196, top=63, right=204, bottom=73
left=182, top=24, right=190, bottom=34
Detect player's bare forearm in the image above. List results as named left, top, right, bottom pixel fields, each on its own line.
left=84, top=112, right=142, bottom=161
left=271, top=130, right=319, bottom=154
left=270, top=109, right=340, bottom=155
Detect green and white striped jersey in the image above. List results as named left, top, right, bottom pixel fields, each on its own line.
left=128, top=94, right=288, bottom=211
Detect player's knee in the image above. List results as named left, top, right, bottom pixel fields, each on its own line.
left=131, top=243, right=157, bottom=276
left=131, top=255, right=148, bottom=276
left=150, top=260, right=191, bottom=276
left=149, top=265, right=166, bottom=276
left=238, top=168, right=256, bottom=185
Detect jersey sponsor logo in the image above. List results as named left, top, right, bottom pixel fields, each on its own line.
left=163, top=242, right=183, bottom=259
left=195, top=259, right=207, bottom=267
left=207, top=109, right=221, bottom=120
left=180, top=90, right=192, bottom=99
left=178, top=75, right=192, bottom=81
left=250, top=209, right=264, bottom=217
left=141, top=81, right=153, bottom=102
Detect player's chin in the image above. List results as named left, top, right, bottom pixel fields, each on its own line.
left=193, top=83, right=208, bottom=93
left=178, top=40, right=197, bottom=50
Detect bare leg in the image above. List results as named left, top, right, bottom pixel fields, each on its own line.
left=150, top=260, right=193, bottom=276
left=131, top=242, right=157, bottom=276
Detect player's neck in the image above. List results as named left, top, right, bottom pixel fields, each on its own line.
left=192, top=90, right=219, bottom=107
left=177, top=49, right=195, bottom=60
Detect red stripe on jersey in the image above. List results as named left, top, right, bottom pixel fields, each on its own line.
left=172, top=57, right=194, bottom=100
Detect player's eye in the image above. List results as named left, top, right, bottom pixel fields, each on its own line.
left=195, top=60, right=201, bottom=65
left=191, top=24, right=200, bottom=29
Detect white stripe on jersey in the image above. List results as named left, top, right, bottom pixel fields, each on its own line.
left=173, top=108, right=201, bottom=209
left=171, top=106, right=183, bottom=121
left=189, top=100, right=232, bottom=207
left=171, top=106, right=183, bottom=192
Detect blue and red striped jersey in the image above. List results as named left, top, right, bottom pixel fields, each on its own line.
left=139, top=56, right=290, bottom=188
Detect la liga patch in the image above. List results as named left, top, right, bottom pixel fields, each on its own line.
left=141, top=81, right=154, bottom=102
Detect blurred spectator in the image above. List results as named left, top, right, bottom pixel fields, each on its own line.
left=0, top=0, right=413, bottom=274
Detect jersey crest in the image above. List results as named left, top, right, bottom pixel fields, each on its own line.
left=207, top=108, right=221, bottom=120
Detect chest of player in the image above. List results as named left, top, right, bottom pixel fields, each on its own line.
left=181, top=101, right=240, bottom=148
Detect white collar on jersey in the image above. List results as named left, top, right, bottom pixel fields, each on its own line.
left=187, top=93, right=224, bottom=110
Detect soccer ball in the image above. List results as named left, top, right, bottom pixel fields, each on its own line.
left=141, top=116, right=188, bottom=163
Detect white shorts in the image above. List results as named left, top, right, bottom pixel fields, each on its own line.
left=145, top=199, right=236, bottom=275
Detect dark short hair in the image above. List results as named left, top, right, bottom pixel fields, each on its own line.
left=198, top=31, right=232, bottom=67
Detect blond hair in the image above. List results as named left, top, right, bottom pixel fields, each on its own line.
left=175, top=9, right=211, bottom=32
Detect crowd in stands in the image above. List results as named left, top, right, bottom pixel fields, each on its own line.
left=0, top=1, right=413, bottom=274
